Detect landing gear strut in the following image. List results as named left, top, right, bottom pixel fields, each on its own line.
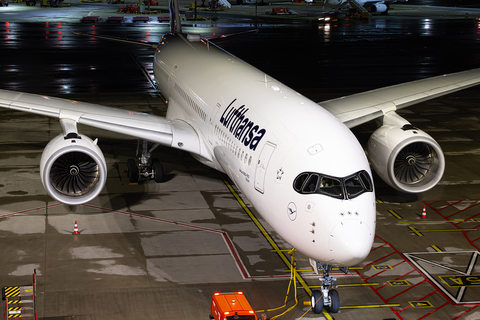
left=310, top=259, right=346, bottom=314
left=127, top=140, right=164, bottom=183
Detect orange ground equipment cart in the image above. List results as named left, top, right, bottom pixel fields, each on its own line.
left=210, top=291, right=258, bottom=320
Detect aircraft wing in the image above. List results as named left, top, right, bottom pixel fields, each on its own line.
left=0, top=89, right=201, bottom=155
left=319, top=68, right=480, bottom=128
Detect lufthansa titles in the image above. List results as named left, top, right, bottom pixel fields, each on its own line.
left=219, top=99, right=266, bottom=151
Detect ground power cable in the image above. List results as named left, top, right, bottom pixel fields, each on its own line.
left=255, top=250, right=299, bottom=319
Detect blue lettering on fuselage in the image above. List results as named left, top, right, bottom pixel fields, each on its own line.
left=219, top=99, right=266, bottom=151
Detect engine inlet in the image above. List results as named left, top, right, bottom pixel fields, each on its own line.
left=50, top=152, right=100, bottom=196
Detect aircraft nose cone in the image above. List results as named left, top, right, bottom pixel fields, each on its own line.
left=329, top=220, right=373, bottom=266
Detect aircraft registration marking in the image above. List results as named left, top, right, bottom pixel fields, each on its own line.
left=440, top=275, right=480, bottom=287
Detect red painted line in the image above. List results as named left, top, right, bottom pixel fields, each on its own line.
left=446, top=201, right=480, bottom=219
left=386, top=279, right=426, bottom=302
left=417, top=301, right=449, bottom=320
left=363, top=251, right=397, bottom=267
left=397, top=304, right=411, bottom=313
left=454, top=212, right=480, bottom=226
left=0, top=203, right=62, bottom=218
left=366, top=257, right=405, bottom=282
left=365, top=269, right=388, bottom=282
left=376, top=270, right=416, bottom=291
left=82, top=204, right=224, bottom=234
left=451, top=304, right=480, bottom=320
left=370, top=242, right=389, bottom=252
left=375, top=235, right=453, bottom=303
left=221, top=233, right=250, bottom=279
left=81, top=204, right=253, bottom=280
left=436, top=200, right=462, bottom=211
left=416, top=289, right=438, bottom=303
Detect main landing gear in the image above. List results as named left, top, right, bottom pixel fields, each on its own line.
left=310, top=259, right=347, bottom=314
left=127, top=140, right=164, bottom=183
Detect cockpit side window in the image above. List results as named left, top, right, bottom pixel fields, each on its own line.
left=345, top=175, right=364, bottom=199
left=293, top=173, right=309, bottom=192
left=359, top=171, right=373, bottom=192
left=303, top=174, right=319, bottom=194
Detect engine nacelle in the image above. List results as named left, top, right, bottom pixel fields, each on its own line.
left=40, top=134, right=107, bottom=205
left=370, top=3, right=387, bottom=13
left=367, top=125, right=445, bottom=193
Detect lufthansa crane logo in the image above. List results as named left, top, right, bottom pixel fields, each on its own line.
left=287, top=202, right=297, bottom=221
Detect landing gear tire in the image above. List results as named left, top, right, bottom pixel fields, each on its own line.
left=127, top=158, right=139, bottom=183
left=311, top=290, right=324, bottom=314
left=152, top=158, right=164, bottom=183
left=329, top=289, right=340, bottom=313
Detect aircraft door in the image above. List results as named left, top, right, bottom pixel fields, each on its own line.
left=254, top=142, right=276, bottom=194
left=208, top=102, right=221, bottom=145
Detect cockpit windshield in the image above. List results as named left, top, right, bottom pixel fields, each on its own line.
left=293, top=170, right=373, bottom=200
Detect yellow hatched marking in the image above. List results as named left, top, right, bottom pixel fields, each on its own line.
left=408, top=226, right=424, bottom=236
left=431, top=245, right=442, bottom=252
left=4, top=287, right=20, bottom=297
left=388, top=210, right=402, bottom=220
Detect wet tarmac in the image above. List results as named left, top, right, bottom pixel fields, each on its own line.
left=1, top=2, right=480, bottom=320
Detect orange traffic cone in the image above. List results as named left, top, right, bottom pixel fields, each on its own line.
left=73, top=221, right=80, bottom=235
left=421, top=206, right=427, bottom=219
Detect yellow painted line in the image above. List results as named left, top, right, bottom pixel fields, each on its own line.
left=431, top=245, right=443, bottom=252
left=388, top=209, right=402, bottom=220
left=377, top=199, right=383, bottom=204
left=408, top=226, right=424, bottom=237
left=288, top=267, right=363, bottom=273
left=340, top=304, right=400, bottom=309
left=415, top=229, right=477, bottom=232
left=338, top=283, right=379, bottom=287
left=271, top=249, right=297, bottom=252
left=221, top=175, right=312, bottom=295
left=399, top=219, right=466, bottom=224
left=309, top=283, right=379, bottom=289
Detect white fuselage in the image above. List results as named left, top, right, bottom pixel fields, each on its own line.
left=153, top=34, right=376, bottom=266
left=326, top=0, right=368, bottom=7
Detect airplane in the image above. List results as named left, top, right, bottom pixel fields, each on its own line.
left=1, top=0, right=480, bottom=314
left=324, top=0, right=406, bottom=15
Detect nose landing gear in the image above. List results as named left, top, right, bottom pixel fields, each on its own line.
left=310, top=260, right=346, bottom=314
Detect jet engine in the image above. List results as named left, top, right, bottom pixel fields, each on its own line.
left=370, top=3, right=387, bottom=13
left=367, top=118, right=445, bottom=193
left=40, top=133, right=107, bottom=205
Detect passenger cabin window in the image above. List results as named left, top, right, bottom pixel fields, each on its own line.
left=293, top=170, right=373, bottom=200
